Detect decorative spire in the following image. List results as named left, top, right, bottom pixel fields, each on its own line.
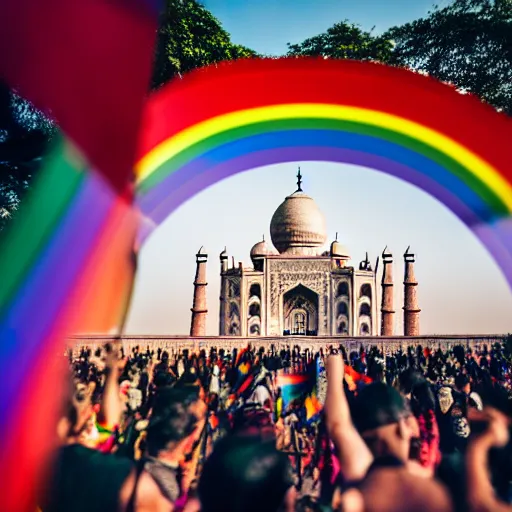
left=359, top=252, right=371, bottom=271
left=296, top=167, right=303, bottom=192
left=262, top=234, right=265, bottom=242
left=382, top=245, right=392, bottom=261
left=404, top=245, right=415, bottom=262
left=335, top=232, right=338, bottom=241
left=380, top=246, right=395, bottom=336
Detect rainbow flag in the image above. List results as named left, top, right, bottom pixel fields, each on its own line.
left=305, top=394, right=323, bottom=421
left=276, top=359, right=324, bottom=422
left=235, top=345, right=250, bottom=367
left=0, top=1, right=159, bottom=508
left=275, top=395, right=283, bottom=421
left=305, top=358, right=324, bottom=422
left=236, top=372, right=255, bottom=397
left=276, top=373, right=311, bottom=408
left=0, top=139, right=139, bottom=511
left=345, top=365, right=373, bottom=392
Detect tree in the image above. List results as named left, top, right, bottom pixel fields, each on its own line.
left=0, top=82, right=56, bottom=230
left=0, top=0, right=256, bottom=231
left=386, top=0, right=512, bottom=114
left=152, top=0, right=258, bottom=89
left=286, top=21, right=395, bottom=62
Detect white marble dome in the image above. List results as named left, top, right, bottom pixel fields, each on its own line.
left=330, top=239, right=350, bottom=259
left=250, top=238, right=276, bottom=258
left=270, top=190, right=327, bottom=255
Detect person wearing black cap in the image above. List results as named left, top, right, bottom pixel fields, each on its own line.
left=325, top=353, right=453, bottom=512
left=198, top=435, right=296, bottom=512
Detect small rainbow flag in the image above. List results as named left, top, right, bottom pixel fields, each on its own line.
left=235, top=345, right=250, bottom=367
left=276, top=373, right=311, bottom=408
left=345, top=365, right=373, bottom=392
left=304, top=357, right=324, bottom=422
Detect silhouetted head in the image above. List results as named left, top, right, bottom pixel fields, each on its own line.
left=351, top=383, right=419, bottom=462
left=455, top=374, right=471, bottom=395
left=146, top=386, right=205, bottom=459
left=198, top=435, right=296, bottom=512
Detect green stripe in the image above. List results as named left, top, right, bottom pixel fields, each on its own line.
left=0, top=136, right=87, bottom=312
left=137, top=118, right=507, bottom=215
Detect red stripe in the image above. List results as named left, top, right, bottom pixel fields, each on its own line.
left=138, top=58, right=511, bottom=180
left=0, top=0, right=157, bottom=190
left=276, top=374, right=309, bottom=386
left=238, top=375, right=254, bottom=395
left=0, top=193, right=137, bottom=511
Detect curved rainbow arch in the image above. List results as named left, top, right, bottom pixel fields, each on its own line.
left=135, top=58, right=512, bottom=285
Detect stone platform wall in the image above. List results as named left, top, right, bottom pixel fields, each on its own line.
left=68, top=334, right=506, bottom=357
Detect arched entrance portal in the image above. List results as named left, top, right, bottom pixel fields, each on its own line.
left=283, top=284, right=319, bottom=336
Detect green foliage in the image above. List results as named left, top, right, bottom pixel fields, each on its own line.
left=152, top=0, right=258, bottom=89
left=0, top=83, right=56, bottom=230
left=386, top=0, right=512, bottom=114
left=286, top=21, right=395, bottom=62
left=2, top=0, right=511, bottom=232
left=0, top=0, right=257, bottom=231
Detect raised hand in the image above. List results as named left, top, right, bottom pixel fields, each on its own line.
left=326, top=352, right=345, bottom=381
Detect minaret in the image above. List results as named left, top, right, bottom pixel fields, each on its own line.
left=403, top=247, right=420, bottom=336
left=220, top=247, right=228, bottom=273
left=380, top=246, right=395, bottom=336
left=190, top=247, right=208, bottom=336
left=219, top=248, right=228, bottom=335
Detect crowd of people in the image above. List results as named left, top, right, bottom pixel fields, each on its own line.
left=40, top=339, right=512, bottom=511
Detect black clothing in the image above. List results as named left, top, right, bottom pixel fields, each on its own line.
left=436, top=453, right=467, bottom=512
left=43, top=444, right=134, bottom=512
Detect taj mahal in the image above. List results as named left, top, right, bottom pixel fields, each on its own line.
left=70, top=169, right=504, bottom=353
left=189, top=169, right=421, bottom=339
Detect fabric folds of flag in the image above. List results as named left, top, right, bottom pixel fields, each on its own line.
left=304, top=358, right=324, bottom=422
left=0, top=0, right=160, bottom=191
left=0, top=138, right=140, bottom=512
left=0, top=1, right=159, bottom=509
left=276, top=358, right=325, bottom=422
left=344, top=365, right=373, bottom=392
left=235, top=345, right=250, bottom=367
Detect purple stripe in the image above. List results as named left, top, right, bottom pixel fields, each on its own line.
left=123, top=0, right=162, bottom=18
left=0, top=170, right=117, bottom=423
left=137, top=129, right=490, bottom=225
left=143, top=0, right=163, bottom=14
left=139, top=146, right=479, bottom=237
left=472, top=218, right=512, bottom=288
left=140, top=0, right=164, bottom=17
left=137, top=146, right=512, bottom=288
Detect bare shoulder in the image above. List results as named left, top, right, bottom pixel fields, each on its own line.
left=119, top=469, right=174, bottom=512
left=362, top=469, right=453, bottom=512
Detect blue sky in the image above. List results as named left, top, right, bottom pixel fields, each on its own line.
left=125, top=0, right=512, bottom=336
left=202, top=0, right=451, bottom=56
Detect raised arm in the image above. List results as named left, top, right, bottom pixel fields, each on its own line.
left=325, top=353, right=373, bottom=481
left=466, top=408, right=512, bottom=512
left=97, top=341, right=124, bottom=429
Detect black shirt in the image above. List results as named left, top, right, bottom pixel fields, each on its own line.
left=43, top=444, right=134, bottom=512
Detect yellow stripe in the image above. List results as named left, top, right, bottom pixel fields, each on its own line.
left=135, top=103, right=512, bottom=211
